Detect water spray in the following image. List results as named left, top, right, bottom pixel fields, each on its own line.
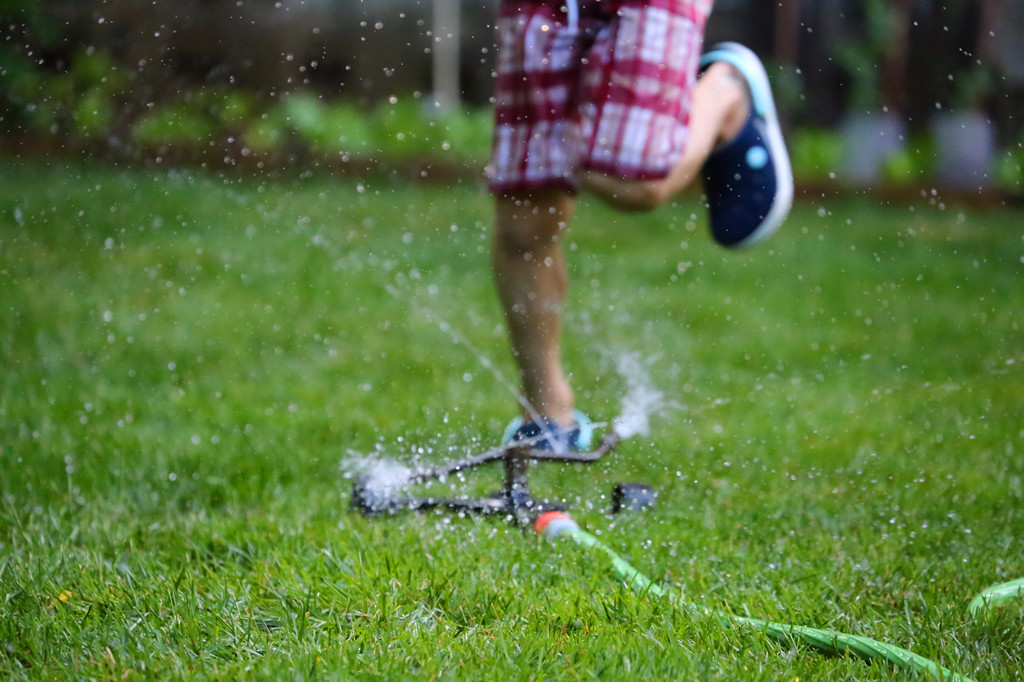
left=351, top=422, right=659, bottom=525
left=350, top=345, right=663, bottom=524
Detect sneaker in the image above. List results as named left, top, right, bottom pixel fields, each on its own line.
left=502, top=409, right=594, bottom=452
left=699, top=42, right=793, bottom=249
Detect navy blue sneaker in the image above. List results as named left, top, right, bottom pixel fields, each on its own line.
left=700, top=42, right=793, bottom=249
left=502, top=410, right=594, bottom=452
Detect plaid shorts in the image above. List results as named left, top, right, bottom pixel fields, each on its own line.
left=488, top=0, right=714, bottom=194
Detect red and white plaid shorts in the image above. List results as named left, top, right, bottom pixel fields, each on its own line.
left=488, top=0, right=714, bottom=194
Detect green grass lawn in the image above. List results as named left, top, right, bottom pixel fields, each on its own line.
left=1, top=159, right=1022, bottom=680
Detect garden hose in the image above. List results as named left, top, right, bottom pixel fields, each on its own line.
left=967, top=577, right=1024, bottom=620
left=536, top=512, right=1023, bottom=681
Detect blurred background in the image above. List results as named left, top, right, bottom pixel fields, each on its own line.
left=2, top=0, right=1023, bottom=194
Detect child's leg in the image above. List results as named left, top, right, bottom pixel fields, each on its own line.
left=583, top=62, right=750, bottom=211
left=586, top=37, right=793, bottom=248
left=487, top=2, right=589, bottom=427
left=491, top=189, right=578, bottom=427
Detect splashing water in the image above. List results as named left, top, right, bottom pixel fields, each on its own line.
left=383, top=283, right=550, bottom=429
left=341, top=351, right=668, bottom=516
left=341, top=452, right=415, bottom=498
left=611, top=352, right=667, bottom=440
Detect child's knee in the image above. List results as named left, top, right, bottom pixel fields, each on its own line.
left=584, top=173, right=673, bottom=212
left=494, top=219, right=563, bottom=256
left=629, top=181, right=674, bottom=211
left=493, top=194, right=573, bottom=254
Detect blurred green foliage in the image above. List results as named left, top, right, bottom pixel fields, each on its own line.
left=1, top=42, right=125, bottom=139
left=995, top=145, right=1024, bottom=192
left=881, top=132, right=936, bottom=188
left=0, top=1, right=490, bottom=163
left=132, top=88, right=257, bottom=146
left=834, top=0, right=899, bottom=112
left=235, top=92, right=491, bottom=163
left=0, top=4, right=1017, bottom=195
left=789, top=128, right=845, bottom=183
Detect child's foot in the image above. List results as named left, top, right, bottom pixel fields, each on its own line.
left=502, top=410, right=594, bottom=452
left=700, top=42, right=793, bottom=249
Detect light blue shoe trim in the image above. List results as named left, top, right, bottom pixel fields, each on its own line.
left=501, top=416, right=526, bottom=446
left=700, top=42, right=775, bottom=119
left=502, top=409, right=594, bottom=451
left=572, top=409, right=594, bottom=451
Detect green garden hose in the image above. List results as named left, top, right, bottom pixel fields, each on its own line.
left=967, top=577, right=1024, bottom=620
left=535, top=512, right=1023, bottom=681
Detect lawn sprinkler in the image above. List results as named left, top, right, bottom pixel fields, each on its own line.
left=350, top=427, right=655, bottom=525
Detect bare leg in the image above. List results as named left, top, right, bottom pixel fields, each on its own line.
left=492, top=189, right=577, bottom=426
left=584, top=62, right=750, bottom=211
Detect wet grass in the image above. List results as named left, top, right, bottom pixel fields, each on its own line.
left=1, top=158, right=1022, bottom=680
